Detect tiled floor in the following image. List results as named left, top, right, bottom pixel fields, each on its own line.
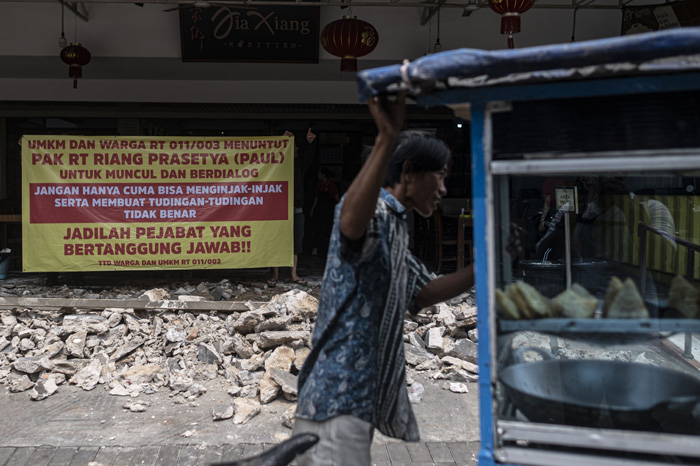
left=0, top=441, right=480, bottom=466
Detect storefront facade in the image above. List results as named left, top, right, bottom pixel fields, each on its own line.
left=0, top=0, right=635, bottom=271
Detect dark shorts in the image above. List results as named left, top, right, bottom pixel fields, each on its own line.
left=294, top=211, right=305, bottom=255
left=292, top=415, right=373, bottom=466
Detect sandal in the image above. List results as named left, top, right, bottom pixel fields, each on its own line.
left=291, top=278, right=308, bottom=286
left=266, top=279, right=278, bottom=287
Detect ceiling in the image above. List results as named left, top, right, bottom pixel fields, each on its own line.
left=0, top=0, right=629, bottom=25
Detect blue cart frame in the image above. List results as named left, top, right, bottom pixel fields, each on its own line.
left=357, top=28, right=700, bottom=466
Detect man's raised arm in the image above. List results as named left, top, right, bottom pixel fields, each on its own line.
left=340, top=93, right=406, bottom=241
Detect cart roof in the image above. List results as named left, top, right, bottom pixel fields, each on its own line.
left=356, top=28, right=700, bottom=103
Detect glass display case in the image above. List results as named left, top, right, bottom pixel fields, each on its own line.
left=492, top=163, right=700, bottom=465
left=478, top=80, right=700, bottom=466
left=357, top=28, right=700, bottom=465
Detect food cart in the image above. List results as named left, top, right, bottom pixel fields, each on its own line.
left=357, top=28, right=700, bottom=465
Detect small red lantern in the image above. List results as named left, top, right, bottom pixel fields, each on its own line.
left=321, top=15, right=378, bottom=72
left=60, top=43, right=91, bottom=89
left=488, top=0, right=533, bottom=49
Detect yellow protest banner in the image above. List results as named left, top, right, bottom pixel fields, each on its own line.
left=21, top=135, right=294, bottom=272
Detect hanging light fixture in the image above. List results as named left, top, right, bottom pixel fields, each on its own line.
left=321, top=9, right=379, bottom=72
left=59, top=13, right=90, bottom=88
left=488, top=0, right=533, bottom=49
left=60, top=44, right=91, bottom=88
left=433, top=7, right=442, bottom=53
left=58, top=1, right=67, bottom=48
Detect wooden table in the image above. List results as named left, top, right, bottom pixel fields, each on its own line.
left=458, top=214, right=473, bottom=269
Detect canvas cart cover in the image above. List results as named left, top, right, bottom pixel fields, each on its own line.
left=356, top=28, right=700, bottom=103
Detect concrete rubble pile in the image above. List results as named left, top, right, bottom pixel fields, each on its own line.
left=0, top=279, right=478, bottom=428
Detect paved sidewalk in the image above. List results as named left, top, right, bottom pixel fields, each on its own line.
left=0, top=370, right=479, bottom=466
left=0, top=441, right=479, bottom=465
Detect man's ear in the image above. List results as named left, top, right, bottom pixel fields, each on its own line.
left=401, top=160, right=414, bottom=183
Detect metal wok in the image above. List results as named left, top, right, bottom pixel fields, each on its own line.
left=500, top=351, right=700, bottom=434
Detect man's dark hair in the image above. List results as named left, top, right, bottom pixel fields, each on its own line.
left=384, top=131, right=451, bottom=187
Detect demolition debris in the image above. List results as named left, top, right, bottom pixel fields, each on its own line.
left=0, top=278, right=478, bottom=427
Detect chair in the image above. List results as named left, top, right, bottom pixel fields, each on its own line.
left=433, top=209, right=473, bottom=273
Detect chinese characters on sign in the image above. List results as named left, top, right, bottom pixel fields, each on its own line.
left=22, top=136, right=295, bottom=272
left=180, top=4, right=319, bottom=63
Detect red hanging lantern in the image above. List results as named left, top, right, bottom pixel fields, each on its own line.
left=488, top=0, right=533, bottom=49
left=60, top=43, right=91, bottom=89
left=321, top=15, right=378, bottom=72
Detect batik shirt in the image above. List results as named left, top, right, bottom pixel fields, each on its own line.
left=296, top=188, right=433, bottom=442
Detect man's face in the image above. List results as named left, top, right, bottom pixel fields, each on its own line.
left=408, top=165, right=448, bottom=218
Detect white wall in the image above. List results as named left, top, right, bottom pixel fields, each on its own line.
left=0, top=1, right=629, bottom=104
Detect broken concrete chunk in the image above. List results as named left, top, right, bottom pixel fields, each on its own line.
left=426, top=327, right=445, bottom=351
left=233, top=398, right=261, bottom=425
left=30, top=377, right=59, bottom=401
left=254, top=316, right=292, bottom=333
left=282, top=405, right=296, bottom=429
left=239, top=385, right=259, bottom=399
left=198, top=343, right=223, bottom=365
left=107, top=313, right=123, bottom=328
left=65, top=331, right=88, bottom=358
left=440, top=356, right=478, bottom=374
left=8, top=373, right=35, bottom=392
left=52, top=359, right=91, bottom=376
left=63, top=314, right=107, bottom=325
left=404, top=343, right=434, bottom=367
left=433, top=366, right=478, bottom=383
left=224, top=334, right=255, bottom=359
left=12, top=356, right=53, bottom=374
left=270, top=368, right=298, bottom=401
left=259, top=373, right=281, bottom=404
left=213, top=405, right=234, bottom=421
left=124, top=402, right=147, bottom=412
left=434, top=303, right=456, bottom=327
left=232, top=311, right=266, bottom=335
left=240, top=353, right=266, bottom=372
left=408, top=332, right=426, bottom=349
left=415, top=356, right=440, bottom=372
left=120, top=364, right=162, bottom=384
left=110, top=383, right=130, bottom=396
left=237, top=370, right=264, bottom=386
left=293, top=347, right=310, bottom=372
left=264, top=346, right=295, bottom=372
left=258, top=290, right=318, bottom=322
left=71, top=358, right=102, bottom=391
left=447, top=338, right=478, bottom=365
left=253, top=331, right=309, bottom=350
left=1, top=315, right=18, bottom=327
left=111, top=336, right=145, bottom=361
left=140, top=288, right=169, bottom=301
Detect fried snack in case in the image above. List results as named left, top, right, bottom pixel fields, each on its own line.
left=604, top=277, right=649, bottom=318
left=507, top=280, right=552, bottom=319
left=668, top=275, right=700, bottom=318
left=551, top=283, right=598, bottom=318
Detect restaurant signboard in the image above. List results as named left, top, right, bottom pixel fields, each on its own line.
left=180, top=4, right=320, bottom=63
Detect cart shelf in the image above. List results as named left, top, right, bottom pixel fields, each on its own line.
left=498, top=318, right=700, bottom=334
